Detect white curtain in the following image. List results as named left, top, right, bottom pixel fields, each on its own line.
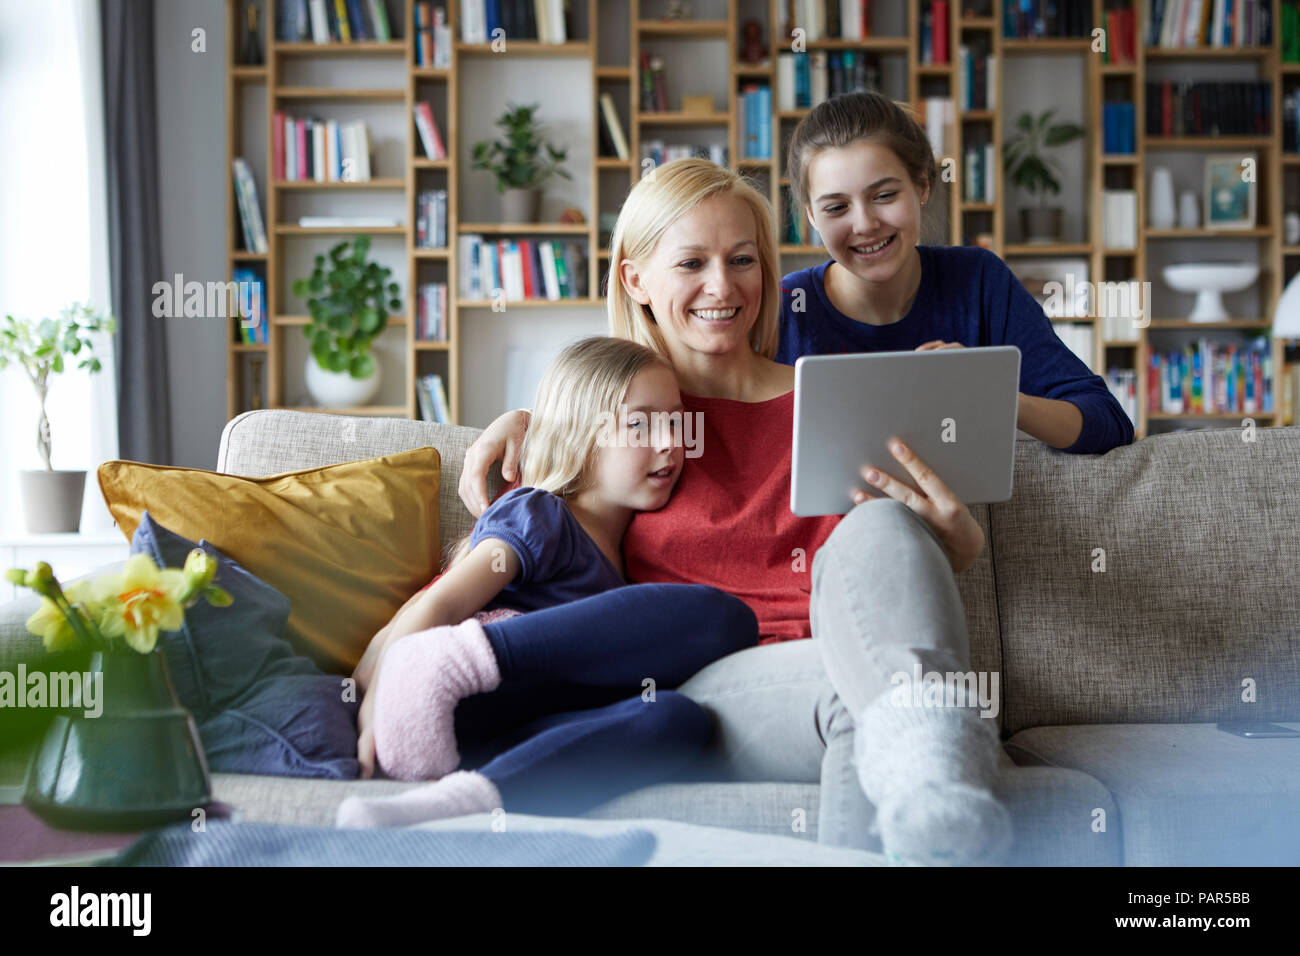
left=0, top=0, right=118, bottom=536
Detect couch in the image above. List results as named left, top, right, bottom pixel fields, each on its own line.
left=4, top=409, right=1298, bottom=866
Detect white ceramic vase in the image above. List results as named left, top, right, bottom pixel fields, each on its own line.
left=304, top=355, right=381, bottom=408
left=1149, top=167, right=1177, bottom=229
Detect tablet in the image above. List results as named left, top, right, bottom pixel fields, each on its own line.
left=791, top=346, right=1021, bottom=516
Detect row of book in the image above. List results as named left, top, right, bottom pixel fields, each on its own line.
left=1106, top=368, right=1139, bottom=425
left=919, top=1, right=951, bottom=65
left=1004, top=0, right=1093, bottom=38
left=1147, top=0, right=1273, bottom=48
left=784, top=0, right=874, bottom=41
left=414, top=3, right=451, bottom=67
left=1283, top=92, right=1300, bottom=152
left=415, top=189, right=448, bottom=249
left=1149, top=338, right=1275, bottom=415
left=1102, top=102, right=1137, bottom=154
left=417, top=374, right=451, bottom=423
left=1053, top=322, right=1094, bottom=369
left=783, top=190, right=823, bottom=246
left=232, top=158, right=268, bottom=254
left=641, top=142, right=729, bottom=169
left=277, top=0, right=395, bottom=42
left=777, top=51, right=883, bottom=111
left=1102, top=191, right=1139, bottom=250
left=458, top=0, right=572, bottom=44
left=961, top=137, right=996, bottom=203
left=456, top=236, right=589, bottom=301
left=414, top=102, right=447, bottom=160
left=639, top=53, right=670, bottom=113
left=232, top=269, right=268, bottom=344
left=956, top=47, right=996, bottom=112
left=740, top=85, right=773, bottom=160
left=1284, top=2, right=1300, bottom=62
left=272, top=114, right=374, bottom=182
left=1144, top=81, right=1272, bottom=136
left=416, top=282, right=448, bottom=341
left=1100, top=6, right=1139, bottom=63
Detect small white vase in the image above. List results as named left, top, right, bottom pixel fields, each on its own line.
left=304, top=355, right=381, bottom=408
left=1149, top=167, right=1177, bottom=229
left=1178, top=191, right=1200, bottom=229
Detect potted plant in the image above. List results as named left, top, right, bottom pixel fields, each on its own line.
left=8, top=552, right=229, bottom=829
left=293, top=235, right=401, bottom=408
left=471, top=102, right=572, bottom=223
left=1003, top=109, right=1086, bottom=244
left=0, top=303, right=115, bottom=534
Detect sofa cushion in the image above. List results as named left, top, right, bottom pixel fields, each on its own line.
left=1006, top=722, right=1300, bottom=865
left=217, top=409, right=502, bottom=558
left=131, top=512, right=359, bottom=779
left=989, top=428, right=1300, bottom=734
left=98, top=446, right=442, bottom=673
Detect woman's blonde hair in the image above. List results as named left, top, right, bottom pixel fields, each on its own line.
left=444, top=335, right=674, bottom=570
left=606, top=158, right=781, bottom=360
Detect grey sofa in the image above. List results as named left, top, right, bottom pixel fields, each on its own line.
left=4, top=409, right=1298, bottom=866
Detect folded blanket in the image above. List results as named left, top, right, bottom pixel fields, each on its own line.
left=115, top=820, right=657, bottom=867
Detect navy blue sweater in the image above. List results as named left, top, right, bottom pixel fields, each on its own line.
left=777, top=246, right=1135, bottom=454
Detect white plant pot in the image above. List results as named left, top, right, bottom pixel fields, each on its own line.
left=19, top=470, right=86, bottom=534
left=304, top=355, right=381, bottom=408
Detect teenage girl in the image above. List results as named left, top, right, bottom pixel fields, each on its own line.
left=337, top=336, right=757, bottom=827
left=782, top=90, right=1134, bottom=458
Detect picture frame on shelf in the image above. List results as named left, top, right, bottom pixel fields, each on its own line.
left=1203, top=154, right=1257, bottom=231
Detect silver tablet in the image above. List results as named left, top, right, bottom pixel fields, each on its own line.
left=791, top=347, right=1021, bottom=516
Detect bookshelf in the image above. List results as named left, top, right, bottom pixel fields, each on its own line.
left=225, top=0, right=1298, bottom=436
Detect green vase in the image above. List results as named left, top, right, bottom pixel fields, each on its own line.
left=23, top=649, right=211, bottom=831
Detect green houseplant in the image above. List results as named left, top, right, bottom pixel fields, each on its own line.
left=471, top=102, right=572, bottom=223
left=292, top=235, right=401, bottom=408
left=1003, top=109, right=1086, bottom=244
left=0, top=303, right=115, bottom=533
left=8, top=553, right=229, bottom=829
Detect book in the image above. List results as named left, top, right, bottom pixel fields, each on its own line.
left=231, top=158, right=268, bottom=253
left=598, top=93, right=629, bottom=160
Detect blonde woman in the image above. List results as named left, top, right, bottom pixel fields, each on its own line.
left=340, top=336, right=758, bottom=828
left=460, top=159, right=1013, bottom=864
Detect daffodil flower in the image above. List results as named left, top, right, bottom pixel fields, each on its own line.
left=93, top=554, right=187, bottom=654
left=179, top=549, right=218, bottom=603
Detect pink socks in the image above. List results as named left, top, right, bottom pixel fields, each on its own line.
left=335, top=771, right=502, bottom=828
left=371, top=618, right=503, bottom=781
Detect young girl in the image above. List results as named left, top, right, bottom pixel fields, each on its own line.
left=782, top=90, right=1134, bottom=456
left=337, top=336, right=758, bottom=828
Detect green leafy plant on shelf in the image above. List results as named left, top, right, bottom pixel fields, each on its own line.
left=1003, top=109, right=1086, bottom=207
left=470, top=102, right=572, bottom=193
left=293, top=235, right=401, bottom=379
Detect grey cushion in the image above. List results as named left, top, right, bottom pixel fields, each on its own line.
left=990, top=427, right=1300, bottom=734
left=1006, top=722, right=1300, bottom=865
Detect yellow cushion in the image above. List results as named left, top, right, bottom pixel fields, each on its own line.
left=97, top=448, right=441, bottom=674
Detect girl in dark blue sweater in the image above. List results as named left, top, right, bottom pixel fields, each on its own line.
left=781, top=91, right=1134, bottom=456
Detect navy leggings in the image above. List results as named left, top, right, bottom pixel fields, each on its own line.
left=451, top=583, right=758, bottom=816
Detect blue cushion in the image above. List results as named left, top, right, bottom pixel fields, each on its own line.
left=130, top=511, right=359, bottom=779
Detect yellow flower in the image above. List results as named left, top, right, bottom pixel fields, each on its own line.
left=93, top=553, right=187, bottom=654
left=180, top=549, right=218, bottom=602
left=26, top=580, right=97, bottom=653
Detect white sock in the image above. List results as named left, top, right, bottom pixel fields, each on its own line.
left=854, top=692, right=1012, bottom=866
left=335, top=771, right=502, bottom=829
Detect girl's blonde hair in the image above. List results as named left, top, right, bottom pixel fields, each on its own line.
left=444, top=335, right=674, bottom=570
left=606, top=158, right=781, bottom=360
left=786, top=91, right=942, bottom=242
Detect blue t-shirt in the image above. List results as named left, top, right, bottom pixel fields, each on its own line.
left=468, top=486, right=624, bottom=615
left=777, top=246, right=1135, bottom=455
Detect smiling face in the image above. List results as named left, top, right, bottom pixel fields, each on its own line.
left=805, top=139, right=929, bottom=285
left=588, top=363, right=686, bottom=513
left=618, top=193, right=764, bottom=365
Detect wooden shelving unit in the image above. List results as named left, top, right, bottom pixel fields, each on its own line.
left=225, top=0, right=1295, bottom=434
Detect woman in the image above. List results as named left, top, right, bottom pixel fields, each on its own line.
left=781, top=91, right=1132, bottom=454
left=459, top=158, right=1011, bottom=864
